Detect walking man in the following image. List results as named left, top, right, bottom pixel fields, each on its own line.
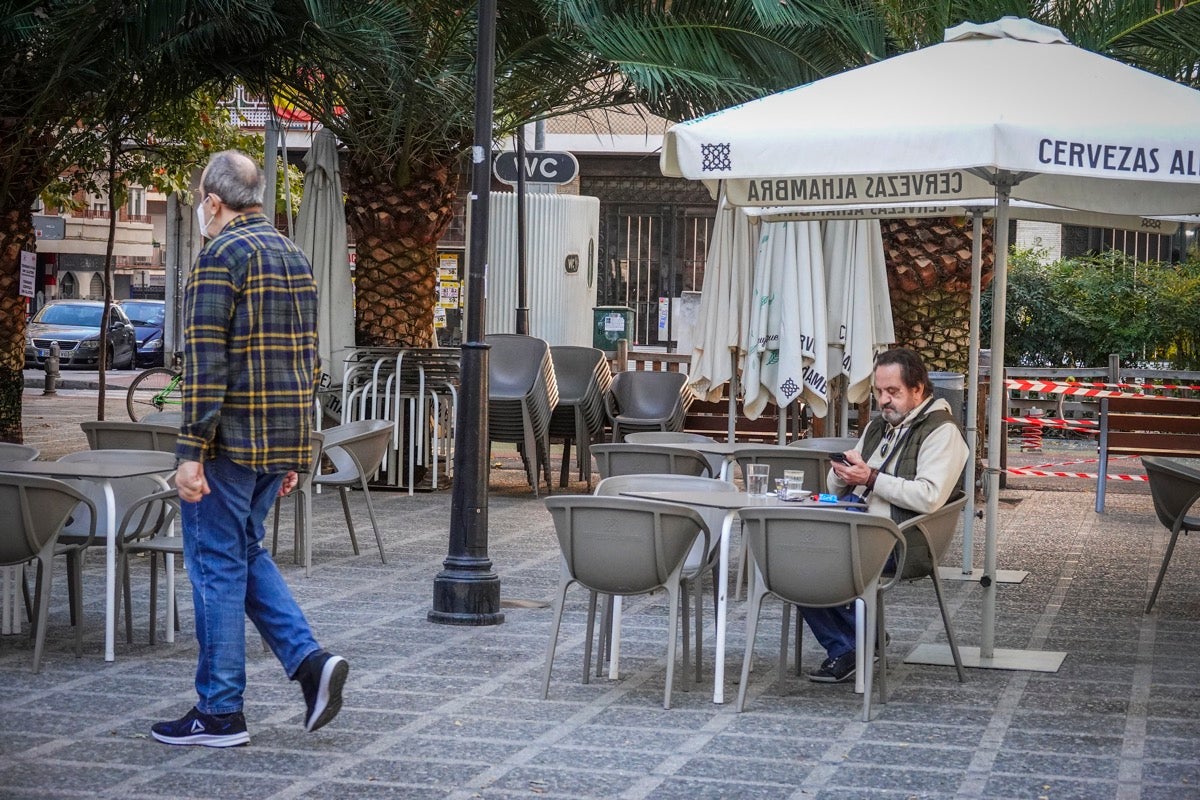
left=803, top=347, right=968, bottom=683
left=153, top=150, right=348, bottom=747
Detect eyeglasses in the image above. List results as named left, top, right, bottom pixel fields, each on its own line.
left=879, top=428, right=897, bottom=458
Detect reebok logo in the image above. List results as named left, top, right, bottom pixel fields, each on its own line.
left=190, top=719, right=205, bottom=734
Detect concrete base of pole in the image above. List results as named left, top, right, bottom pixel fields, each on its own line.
left=937, top=567, right=1029, bottom=584
left=905, top=643, right=1066, bottom=673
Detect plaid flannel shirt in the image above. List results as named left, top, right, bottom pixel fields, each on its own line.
left=176, top=213, right=319, bottom=472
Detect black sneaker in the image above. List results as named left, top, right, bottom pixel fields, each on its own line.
left=807, top=651, right=857, bottom=683
left=151, top=706, right=249, bottom=747
left=297, top=650, right=349, bottom=732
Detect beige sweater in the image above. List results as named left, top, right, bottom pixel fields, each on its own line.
left=827, top=397, right=969, bottom=517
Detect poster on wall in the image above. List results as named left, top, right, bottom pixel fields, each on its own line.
left=19, top=251, right=35, bottom=298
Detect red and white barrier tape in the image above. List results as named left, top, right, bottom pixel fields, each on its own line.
left=1005, top=378, right=1200, bottom=397
left=1006, top=466, right=1148, bottom=481
left=1005, top=379, right=1143, bottom=398
left=1002, top=415, right=1099, bottom=429
left=1021, top=454, right=1139, bottom=470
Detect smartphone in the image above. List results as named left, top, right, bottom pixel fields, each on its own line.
left=829, top=452, right=850, bottom=465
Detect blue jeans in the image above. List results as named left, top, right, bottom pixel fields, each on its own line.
left=181, top=456, right=319, bottom=716
left=800, top=605, right=856, bottom=660
left=801, top=552, right=897, bottom=660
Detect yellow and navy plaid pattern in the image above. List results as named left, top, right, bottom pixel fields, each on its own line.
left=177, top=213, right=319, bottom=472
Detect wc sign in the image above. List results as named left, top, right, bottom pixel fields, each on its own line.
left=493, top=150, right=579, bottom=185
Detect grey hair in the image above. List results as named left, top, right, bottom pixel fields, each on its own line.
left=200, top=150, right=264, bottom=211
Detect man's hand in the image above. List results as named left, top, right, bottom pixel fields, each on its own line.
left=278, top=470, right=299, bottom=497
left=830, top=450, right=873, bottom=487
left=177, top=460, right=210, bottom=503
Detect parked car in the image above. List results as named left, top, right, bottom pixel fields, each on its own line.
left=25, top=299, right=136, bottom=369
left=118, top=298, right=166, bottom=367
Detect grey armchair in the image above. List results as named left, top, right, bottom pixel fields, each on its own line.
left=735, top=507, right=904, bottom=721
left=1141, top=457, right=1200, bottom=612
left=0, top=442, right=40, bottom=461
left=593, top=474, right=735, bottom=685
left=313, top=420, right=393, bottom=565
left=893, top=493, right=968, bottom=682
left=591, top=442, right=712, bottom=480
left=604, top=370, right=692, bottom=442
left=81, top=419, right=179, bottom=453
left=0, top=474, right=96, bottom=672
left=542, top=495, right=709, bottom=709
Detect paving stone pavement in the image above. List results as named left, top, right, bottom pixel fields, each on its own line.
left=2, top=387, right=1198, bottom=799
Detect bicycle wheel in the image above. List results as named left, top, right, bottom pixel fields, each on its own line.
left=127, top=367, right=182, bottom=421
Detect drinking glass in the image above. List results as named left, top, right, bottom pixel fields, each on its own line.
left=746, top=464, right=770, bottom=497
left=784, top=469, right=806, bottom=490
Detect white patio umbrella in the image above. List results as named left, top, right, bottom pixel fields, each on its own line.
left=294, top=128, right=355, bottom=387
left=662, top=16, right=1200, bottom=672
left=742, top=219, right=829, bottom=420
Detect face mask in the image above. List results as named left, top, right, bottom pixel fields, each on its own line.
left=195, top=196, right=211, bottom=238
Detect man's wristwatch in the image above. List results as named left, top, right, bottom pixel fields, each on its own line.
left=865, top=468, right=879, bottom=490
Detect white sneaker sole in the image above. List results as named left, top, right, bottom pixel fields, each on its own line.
left=305, top=655, right=349, bottom=732
left=151, top=729, right=250, bottom=747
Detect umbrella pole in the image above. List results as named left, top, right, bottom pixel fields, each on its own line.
left=960, top=211, right=984, bottom=575
left=727, top=351, right=737, bottom=442
left=980, top=188, right=1010, bottom=660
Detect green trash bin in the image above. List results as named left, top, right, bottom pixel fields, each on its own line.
left=592, top=306, right=634, bottom=351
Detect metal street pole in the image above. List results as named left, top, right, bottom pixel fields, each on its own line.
left=429, top=0, right=503, bottom=625
left=515, top=127, right=529, bottom=335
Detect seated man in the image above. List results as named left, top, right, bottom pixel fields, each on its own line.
left=803, top=347, right=969, bottom=683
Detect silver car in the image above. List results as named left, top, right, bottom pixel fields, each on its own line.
left=25, top=300, right=137, bottom=369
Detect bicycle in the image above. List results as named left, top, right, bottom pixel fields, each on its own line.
left=127, top=360, right=183, bottom=421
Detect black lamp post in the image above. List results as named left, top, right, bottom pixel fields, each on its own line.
left=429, top=0, right=503, bottom=625
left=515, top=128, right=529, bottom=335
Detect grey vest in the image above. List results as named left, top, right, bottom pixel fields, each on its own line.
left=860, top=401, right=961, bottom=525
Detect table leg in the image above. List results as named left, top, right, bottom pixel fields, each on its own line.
left=854, top=597, right=865, bottom=694
left=713, top=509, right=737, bottom=704
left=607, top=597, right=622, bottom=680
left=102, top=480, right=117, bottom=662
left=2, top=565, right=20, bottom=635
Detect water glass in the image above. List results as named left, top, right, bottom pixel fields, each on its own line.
left=784, top=469, right=806, bottom=490
left=784, top=476, right=806, bottom=500
left=746, top=464, right=770, bottom=497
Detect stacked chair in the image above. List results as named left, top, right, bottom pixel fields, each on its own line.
left=548, top=346, right=612, bottom=488
left=604, top=370, right=693, bottom=441
left=337, top=347, right=460, bottom=494
left=488, top=334, right=559, bottom=496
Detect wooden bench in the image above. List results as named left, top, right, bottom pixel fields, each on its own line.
left=1096, top=395, right=1200, bottom=511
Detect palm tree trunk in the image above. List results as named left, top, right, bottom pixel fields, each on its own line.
left=883, top=216, right=995, bottom=373
left=0, top=207, right=36, bottom=443
left=344, top=159, right=458, bottom=348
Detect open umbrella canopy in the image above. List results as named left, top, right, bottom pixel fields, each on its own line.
left=661, top=16, right=1200, bottom=670
left=663, top=17, right=1200, bottom=217
left=295, top=128, right=355, bottom=387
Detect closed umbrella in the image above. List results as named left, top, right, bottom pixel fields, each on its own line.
left=688, top=195, right=755, bottom=406
left=294, top=128, right=355, bottom=387
left=823, top=219, right=894, bottom=408
left=742, top=220, right=829, bottom=420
